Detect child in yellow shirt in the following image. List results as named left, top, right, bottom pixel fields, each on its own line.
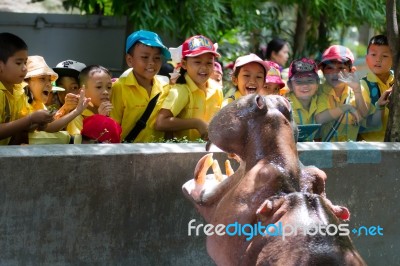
left=110, top=30, right=171, bottom=142
left=261, top=60, right=286, bottom=96
left=358, top=35, right=394, bottom=141
left=0, top=32, right=53, bottom=145
left=155, top=35, right=223, bottom=141
left=67, top=65, right=113, bottom=136
left=223, top=53, right=269, bottom=106
left=315, top=45, right=370, bottom=142
left=286, top=58, right=325, bottom=141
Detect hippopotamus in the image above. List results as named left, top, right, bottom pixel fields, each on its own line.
left=182, top=94, right=366, bottom=266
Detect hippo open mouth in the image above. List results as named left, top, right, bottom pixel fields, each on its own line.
left=182, top=94, right=365, bottom=266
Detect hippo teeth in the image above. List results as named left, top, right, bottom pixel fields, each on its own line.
left=194, top=153, right=214, bottom=185
left=212, top=160, right=223, bottom=182
left=194, top=153, right=235, bottom=184
left=225, top=160, right=234, bottom=177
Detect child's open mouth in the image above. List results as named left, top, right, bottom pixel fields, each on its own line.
left=246, top=86, right=256, bottom=94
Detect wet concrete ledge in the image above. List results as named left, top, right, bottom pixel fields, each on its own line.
left=0, top=142, right=399, bottom=265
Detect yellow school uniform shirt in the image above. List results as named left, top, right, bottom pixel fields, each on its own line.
left=359, top=71, right=394, bottom=141
left=288, top=93, right=326, bottom=125
left=29, top=100, right=47, bottom=111
left=66, top=108, right=95, bottom=136
left=0, top=82, right=31, bottom=145
left=110, top=71, right=170, bottom=142
left=222, top=90, right=243, bottom=107
left=161, top=73, right=223, bottom=141
left=318, top=82, right=370, bottom=142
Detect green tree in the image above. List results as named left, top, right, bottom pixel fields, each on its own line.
left=55, top=0, right=387, bottom=61
left=275, top=0, right=386, bottom=59
left=61, top=0, right=284, bottom=63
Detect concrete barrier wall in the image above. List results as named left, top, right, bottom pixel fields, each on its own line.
left=0, top=142, right=399, bottom=265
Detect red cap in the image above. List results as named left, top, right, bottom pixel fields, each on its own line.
left=320, top=45, right=354, bottom=64
left=288, top=58, right=319, bottom=81
left=182, top=35, right=220, bottom=58
left=81, top=114, right=122, bottom=143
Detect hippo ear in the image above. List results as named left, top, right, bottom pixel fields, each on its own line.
left=256, top=196, right=286, bottom=225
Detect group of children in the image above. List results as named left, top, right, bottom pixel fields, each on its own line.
left=0, top=30, right=394, bottom=145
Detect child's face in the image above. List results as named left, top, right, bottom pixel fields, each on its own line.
left=126, top=43, right=163, bottom=84
left=232, top=62, right=265, bottom=96
left=322, top=61, right=351, bottom=89
left=259, top=83, right=281, bottom=95
left=57, top=76, right=80, bottom=104
left=210, top=71, right=223, bottom=87
left=84, top=71, right=112, bottom=108
left=366, top=44, right=392, bottom=76
left=27, top=75, right=52, bottom=104
left=0, top=50, right=28, bottom=87
left=290, top=76, right=319, bottom=100
left=182, top=53, right=214, bottom=88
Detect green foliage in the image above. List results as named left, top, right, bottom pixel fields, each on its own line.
left=156, top=136, right=206, bottom=143
left=61, top=0, right=388, bottom=63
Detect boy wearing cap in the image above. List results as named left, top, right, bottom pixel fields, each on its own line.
left=110, top=30, right=171, bottom=142
left=286, top=58, right=325, bottom=141
left=51, top=59, right=86, bottom=118
left=358, top=35, right=394, bottom=141
left=315, top=45, right=370, bottom=142
left=0, top=33, right=54, bottom=145
left=155, top=35, right=223, bottom=141
left=223, top=53, right=269, bottom=106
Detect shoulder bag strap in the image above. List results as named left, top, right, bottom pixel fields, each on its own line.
left=323, top=94, right=351, bottom=142
left=124, top=93, right=160, bottom=143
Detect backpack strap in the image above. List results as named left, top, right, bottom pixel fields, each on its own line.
left=361, top=76, right=380, bottom=105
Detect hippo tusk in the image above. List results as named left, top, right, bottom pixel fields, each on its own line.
left=212, top=160, right=224, bottom=182
left=225, top=160, right=234, bottom=177
left=194, top=153, right=214, bottom=185
left=228, top=153, right=241, bottom=163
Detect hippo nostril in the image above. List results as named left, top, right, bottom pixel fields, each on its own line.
left=255, top=95, right=265, bottom=109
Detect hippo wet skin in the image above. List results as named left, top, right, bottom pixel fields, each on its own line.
left=182, top=94, right=366, bottom=266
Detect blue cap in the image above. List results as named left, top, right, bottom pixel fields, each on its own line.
left=125, top=30, right=171, bottom=59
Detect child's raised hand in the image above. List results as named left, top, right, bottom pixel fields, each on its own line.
left=63, top=93, right=80, bottom=111
left=376, top=87, right=392, bottom=109
left=75, top=89, right=91, bottom=114
left=338, top=71, right=361, bottom=92
left=98, top=101, right=113, bottom=116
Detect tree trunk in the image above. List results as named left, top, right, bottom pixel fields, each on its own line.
left=318, top=13, right=329, bottom=55
left=385, top=0, right=400, bottom=141
left=292, top=4, right=308, bottom=58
